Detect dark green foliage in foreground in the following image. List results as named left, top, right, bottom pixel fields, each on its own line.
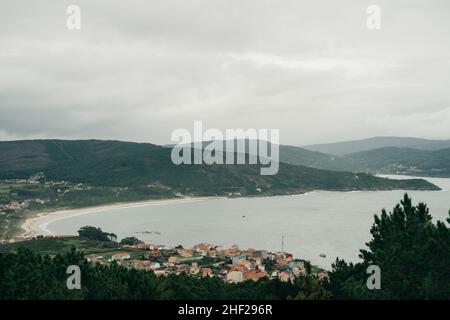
left=0, top=248, right=330, bottom=300
left=328, top=194, right=450, bottom=299
left=1, top=195, right=449, bottom=300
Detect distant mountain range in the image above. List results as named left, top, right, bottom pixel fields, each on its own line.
left=343, top=147, right=450, bottom=177
left=0, top=139, right=439, bottom=196
left=165, top=140, right=355, bottom=172
left=182, top=138, right=450, bottom=178
left=304, top=137, right=450, bottom=156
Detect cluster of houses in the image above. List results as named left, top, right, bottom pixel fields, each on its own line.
left=85, top=242, right=327, bottom=283
left=1, top=174, right=87, bottom=191
left=0, top=174, right=89, bottom=216
left=0, top=198, right=47, bottom=212
left=2, top=173, right=46, bottom=186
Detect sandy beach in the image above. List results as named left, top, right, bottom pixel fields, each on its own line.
left=19, top=196, right=223, bottom=239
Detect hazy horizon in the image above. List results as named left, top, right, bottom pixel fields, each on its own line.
left=1, top=135, right=450, bottom=149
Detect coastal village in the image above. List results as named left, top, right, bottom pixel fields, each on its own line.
left=0, top=174, right=328, bottom=283
left=84, top=241, right=327, bottom=283
left=0, top=173, right=177, bottom=239
left=0, top=174, right=86, bottom=214
left=1, top=233, right=327, bottom=283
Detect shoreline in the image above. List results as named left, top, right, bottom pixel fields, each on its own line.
left=18, top=196, right=224, bottom=240
left=15, top=174, right=443, bottom=242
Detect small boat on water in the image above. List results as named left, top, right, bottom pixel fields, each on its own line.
left=135, top=230, right=162, bottom=235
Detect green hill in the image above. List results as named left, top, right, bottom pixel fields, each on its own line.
left=165, top=140, right=355, bottom=172
left=278, top=144, right=354, bottom=172
left=0, top=140, right=439, bottom=195
left=345, top=147, right=450, bottom=177
left=304, top=137, right=450, bottom=156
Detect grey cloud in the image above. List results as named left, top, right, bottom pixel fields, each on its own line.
left=0, top=0, right=449, bottom=145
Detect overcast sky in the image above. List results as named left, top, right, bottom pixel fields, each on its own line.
left=1, top=0, right=450, bottom=146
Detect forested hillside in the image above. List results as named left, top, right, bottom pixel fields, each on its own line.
left=0, top=140, right=438, bottom=196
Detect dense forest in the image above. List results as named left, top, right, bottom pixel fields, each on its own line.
left=0, top=194, right=449, bottom=300
left=328, top=194, right=450, bottom=299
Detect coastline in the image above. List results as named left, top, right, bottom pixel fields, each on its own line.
left=18, top=196, right=224, bottom=240
left=14, top=174, right=442, bottom=242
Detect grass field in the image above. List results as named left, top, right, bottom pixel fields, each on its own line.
left=0, top=236, right=145, bottom=259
